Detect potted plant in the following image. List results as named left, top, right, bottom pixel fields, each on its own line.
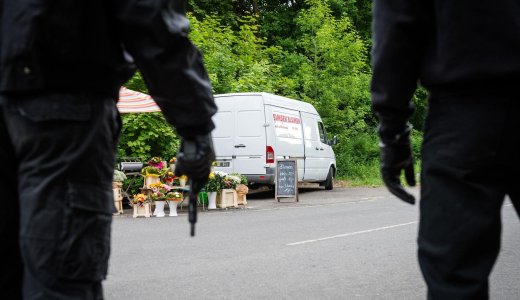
left=166, top=190, right=184, bottom=216
left=179, top=175, right=188, bottom=187
left=141, top=157, right=167, bottom=187
left=149, top=182, right=171, bottom=217
left=163, top=171, right=177, bottom=186
left=205, top=171, right=224, bottom=209
left=131, top=193, right=151, bottom=218
left=218, top=174, right=241, bottom=208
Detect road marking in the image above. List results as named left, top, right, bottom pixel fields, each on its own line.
left=287, top=221, right=418, bottom=246
left=504, top=204, right=512, bottom=207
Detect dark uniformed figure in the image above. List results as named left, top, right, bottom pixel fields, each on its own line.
left=0, top=0, right=216, bottom=299
left=371, top=0, right=520, bottom=299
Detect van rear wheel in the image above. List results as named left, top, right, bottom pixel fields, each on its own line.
left=323, top=167, right=333, bottom=190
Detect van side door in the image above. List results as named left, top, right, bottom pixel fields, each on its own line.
left=301, top=113, right=323, bottom=181
left=317, top=121, right=336, bottom=176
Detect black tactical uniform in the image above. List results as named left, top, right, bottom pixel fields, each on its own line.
left=0, top=0, right=216, bottom=299
left=371, top=0, right=520, bottom=299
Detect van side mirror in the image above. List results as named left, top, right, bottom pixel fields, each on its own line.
left=328, top=135, right=338, bottom=146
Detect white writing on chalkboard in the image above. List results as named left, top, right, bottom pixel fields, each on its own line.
left=276, top=160, right=297, bottom=197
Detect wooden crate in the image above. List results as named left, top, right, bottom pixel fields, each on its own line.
left=217, top=189, right=238, bottom=208
left=133, top=203, right=151, bottom=218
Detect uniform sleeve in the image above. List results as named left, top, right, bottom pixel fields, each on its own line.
left=370, top=0, right=430, bottom=141
left=113, top=0, right=216, bottom=139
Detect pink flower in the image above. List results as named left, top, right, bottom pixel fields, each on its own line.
left=150, top=161, right=165, bottom=169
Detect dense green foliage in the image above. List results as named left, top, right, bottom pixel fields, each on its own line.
left=119, top=0, right=427, bottom=185
left=117, top=112, right=179, bottom=161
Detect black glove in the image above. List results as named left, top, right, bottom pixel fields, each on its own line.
left=175, top=133, right=215, bottom=237
left=174, top=133, right=216, bottom=185
left=379, top=126, right=416, bottom=204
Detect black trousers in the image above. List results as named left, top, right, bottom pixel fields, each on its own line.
left=418, top=95, right=520, bottom=300
left=0, top=94, right=120, bottom=300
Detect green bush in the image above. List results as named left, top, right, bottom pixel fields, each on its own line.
left=333, top=130, right=423, bottom=185
left=123, top=176, right=144, bottom=198
left=117, top=113, right=180, bottom=161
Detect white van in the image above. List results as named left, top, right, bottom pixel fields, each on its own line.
left=211, top=92, right=337, bottom=190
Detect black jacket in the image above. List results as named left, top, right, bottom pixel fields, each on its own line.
left=371, top=0, right=520, bottom=138
left=0, top=0, right=216, bottom=138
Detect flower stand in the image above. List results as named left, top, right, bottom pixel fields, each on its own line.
left=144, top=175, right=160, bottom=188
left=154, top=200, right=166, bottom=217
left=207, top=192, right=217, bottom=209
left=112, top=182, right=124, bottom=215
left=217, top=189, right=238, bottom=208
left=235, top=184, right=248, bottom=205
left=133, top=203, right=151, bottom=218
left=167, top=200, right=181, bottom=216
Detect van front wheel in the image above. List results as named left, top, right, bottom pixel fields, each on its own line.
left=323, top=167, right=333, bottom=190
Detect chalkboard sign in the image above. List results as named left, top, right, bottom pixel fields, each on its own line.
left=275, top=159, right=299, bottom=202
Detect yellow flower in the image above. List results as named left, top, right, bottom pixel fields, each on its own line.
left=209, top=173, right=215, bottom=179
left=134, top=193, right=147, bottom=203
left=150, top=182, right=163, bottom=188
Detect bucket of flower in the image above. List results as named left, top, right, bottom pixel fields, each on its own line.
left=217, top=173, right=240, bottom=208
left=166, top=191, right=184, bottom=216
left=132, top=193, right=151, bottom=218
left=149, top=182, right=173, bottom=217
left=141, top=157, right=167, bottom=188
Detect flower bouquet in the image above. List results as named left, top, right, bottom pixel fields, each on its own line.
left=149, top=182, right=172, bottom=217
left=141, top=157, right=167, bottom=187
left=113, top=170, right=127, bottom=183
left=166, top=190, right=183, bottom=216
left=163, top=171, right=177, bottom=186
left=141, top=157, right=167, bottom=176
left=222, top=174, right=241, bottom=190
left=149, top=182, right=171, bottom=201
left=131, top=193, right=149, bottom=207
left=132, top=193, right=151, bottom=218
left=166, top=191, right=183, bottom=202
left=205, top=171, right=225, bottom=192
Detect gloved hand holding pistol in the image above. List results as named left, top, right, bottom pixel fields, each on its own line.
left=174, top=133, right=216, bottom=236
left=379, top=125, right=416, bottom=205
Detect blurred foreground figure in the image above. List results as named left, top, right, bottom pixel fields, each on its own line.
left=371, top=0, right=520, bottom=299
left=0, top=0, right=216, bottom=299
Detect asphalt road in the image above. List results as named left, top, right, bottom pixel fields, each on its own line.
left=104, top=187, right=519, bottom=299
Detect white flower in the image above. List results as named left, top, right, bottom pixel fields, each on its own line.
left=214, top=171, right=228, bottom=177
left=227, top=175, right=241, bottom=183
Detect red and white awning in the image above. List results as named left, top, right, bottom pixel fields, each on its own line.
left=117, top=87, right=160, bottom=113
